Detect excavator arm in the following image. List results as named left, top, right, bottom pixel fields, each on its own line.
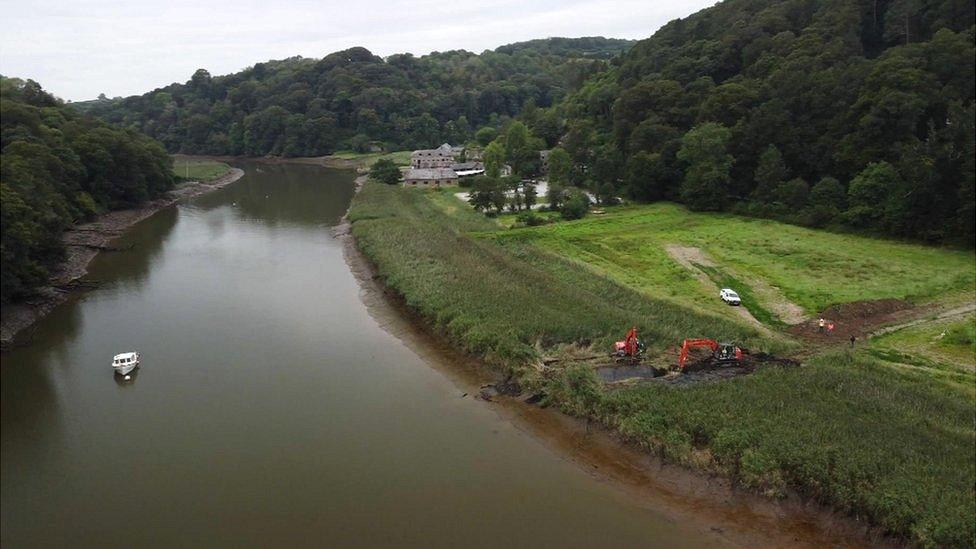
left=678, top=338, right=719, bottom=370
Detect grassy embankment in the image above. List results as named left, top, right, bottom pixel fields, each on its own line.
left=488, top=203, right=975, bottom=323
left=172, top=158, right=232, bottom=182
left=348, top=184, right=975, bottom=547
left=329, top=150, right=412, bottom=167
left=869, top=314, right=975, bottom=379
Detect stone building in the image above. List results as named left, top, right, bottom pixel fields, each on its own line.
left=402, top=167, right=459, bottom=187
left=411, top=143, right=456, bottom=168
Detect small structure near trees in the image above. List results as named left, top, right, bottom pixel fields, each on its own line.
left=403, top=167, right=458, bottom=188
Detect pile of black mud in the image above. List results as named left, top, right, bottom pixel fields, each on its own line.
left=598, top=351, right=801, bottom=387
left=476, top=375, right=522, bottom=401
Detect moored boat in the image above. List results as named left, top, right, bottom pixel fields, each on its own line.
left=112, top=352, right=140, bottom=375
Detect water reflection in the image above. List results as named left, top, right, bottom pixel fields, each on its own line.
left=193, top=161, right=356, bottom=228
left=86, top=206, right=180, bottom=295
left=113, top=368, right=139, bottom=387
left=1, top=162, right=719, bottom=549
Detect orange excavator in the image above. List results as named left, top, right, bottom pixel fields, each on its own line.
left=613, top=327, right=645, bottom=363
left=678, top=339, right=743, bottom=370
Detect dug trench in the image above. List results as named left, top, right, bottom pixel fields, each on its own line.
left=334, top=180, right=890, bottom=548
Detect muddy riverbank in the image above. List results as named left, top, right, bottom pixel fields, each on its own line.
left=337, top=176, right=890, bottom=548
left=0, top=167, right=244, bottom=348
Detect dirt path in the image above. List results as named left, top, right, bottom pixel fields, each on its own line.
left=868, top=301, right=975, bottom=338
left=664, top=245, right=760, bottom=329
left=1, top=168, right=245, bottom=348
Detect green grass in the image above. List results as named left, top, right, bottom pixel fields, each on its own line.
left=348, top=186, right=976, bottom=547
left=694, top=263, right=785, bottom=328
left=348, top=183, right=768, bottom=364
left=870, top=314, right=975, bottom=371
left=487, top=203, right=975, bottom=320
left=594, top=352, right=974, bottom=547
left=172, top=158, right=231, bottom=182
left=330, top=150, right=412, bottom=166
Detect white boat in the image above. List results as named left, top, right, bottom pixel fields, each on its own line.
left=112, top=352, right=140, bottom=376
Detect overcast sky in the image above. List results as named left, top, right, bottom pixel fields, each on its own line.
left=0, top=0, right=714, bottom=102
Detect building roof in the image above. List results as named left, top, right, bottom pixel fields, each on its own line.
left=451, top=161, right=482, bottom=171
left=404, top=168, right=458, bottom=180
left=411, top=148, right=453, bottom=158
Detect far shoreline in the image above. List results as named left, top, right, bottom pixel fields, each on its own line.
left=0, top=162, right=245, bottom=349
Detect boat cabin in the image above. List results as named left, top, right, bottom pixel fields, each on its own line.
left=113, top=352, right=138, bottom=367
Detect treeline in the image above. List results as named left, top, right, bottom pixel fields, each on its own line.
left=553, top=0, right=975, bottom=244
left=1, top=77, right=175, bottom=302
left=77, top=38, right=633, bottom=157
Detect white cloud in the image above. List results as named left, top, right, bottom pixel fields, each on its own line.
left=0, top=0, right=713, bottom=101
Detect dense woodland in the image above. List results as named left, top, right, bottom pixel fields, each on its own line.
left=82, top=2, right=975, bottom=245
left=1, top=77, right=175, bottom=302
left=77, top=38, right=634, bottom=156
left=554, top=0, right=975, bottom=243
left=4, top=0, right=974, bottom=306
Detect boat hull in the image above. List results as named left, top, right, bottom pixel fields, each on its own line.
left=113, top=362, right=139, bottom=376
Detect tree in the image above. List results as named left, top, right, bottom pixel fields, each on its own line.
left=774, top=177, right=809, bottom=210
left=752, top=145, right=788, bottom=200
left=468, top=176, right=507, bottom=215
left=1, top=77, right=175, bottom=303
left=624, top=151, right=670, bottom=202
left=677, top=123, right=733, bottom=211
left=547, top=147, right=572, bottom=185
left=483, top=141, right=505, bottom=178
left=547, top=183, right=566, bottom=210
left=468, top=181, right=494, bottom=212
left=475, top=126, right=498, bottom=146
left=807, top=176, right=846, bottom=225
left=560, top=189, right=590, bottom=220
left=845, top=162, right=901, bottom=228
left=370, top=158, right=401, bottom=185
left=523, top=182, right=538, bottom=209
left=503, top=121, right=534, bottom=175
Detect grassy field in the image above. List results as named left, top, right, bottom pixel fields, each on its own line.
left=172, top=158, right=231, bottom=182
left=486, top=203, right=975, bottom=323
left=348, top=185, right=975, bottom=547
left=870, top=314, right=975, bottom=373
left=348, top=183, right=768, bottom=363
left=329, top=150, right=412, bottom=167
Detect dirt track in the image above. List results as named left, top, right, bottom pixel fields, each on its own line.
left=664, top=245, right=807, bottom=329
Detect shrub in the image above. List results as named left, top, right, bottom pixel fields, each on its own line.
left=515, top=211, right=545, bottom=226
left=560, top=190, right=589, bottom=220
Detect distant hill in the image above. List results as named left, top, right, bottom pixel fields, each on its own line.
left=78, top=37, right=634, bottom=157
left=494, top=37, right=635, bottom=58
left=556, top=0, right=974, bottom=244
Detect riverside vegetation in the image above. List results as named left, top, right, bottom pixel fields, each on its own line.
left=1, top=77, right=175, bottom=303
left=348, top=181, right=975, bottom=547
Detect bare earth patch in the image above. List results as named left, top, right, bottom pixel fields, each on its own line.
left=747, top=276, right=808, bottom=325
left=665, top=245, right=764, bottom=329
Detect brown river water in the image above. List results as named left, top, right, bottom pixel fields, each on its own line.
left=1, top=161, right=869, bottom=547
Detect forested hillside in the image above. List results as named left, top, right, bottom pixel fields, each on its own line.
left=78, top=38, right=633, bottom=157
left=1, top=77, right=175, bottom=302
left=556, top=0, right=975, bottom=243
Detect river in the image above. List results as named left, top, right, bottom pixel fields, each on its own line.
left=2, top=161, right=738, bottom=547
